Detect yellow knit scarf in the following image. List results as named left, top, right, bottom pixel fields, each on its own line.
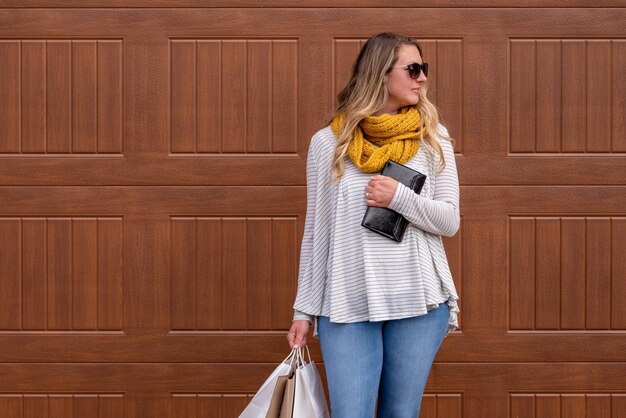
left=330, top=106, right=426, bottom=173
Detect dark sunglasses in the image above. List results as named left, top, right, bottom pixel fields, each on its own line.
left=397, top=62, right=428, bottom=79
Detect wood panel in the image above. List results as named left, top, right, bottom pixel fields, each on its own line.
left=0, top=5, right=625, bottom=418
left=0, top=39, right=122, bottom=154
left=510, top=39, right=624, bottom=153
left=170, top=39, right=298, bottom=154
left=510, top=393, right=626, bottom=418
left=0, top=0, right=623, bottom=6
left=0, top=217, right=123, bottom=331
left=169, top=394, right=252, bottom=418
left=168, top=392, right=464, bottom=417
left=170, top=215, right=298, bottom=331
left=0, top=394, right=125, bottom=418
left=510, top=216, right=625, bottom=331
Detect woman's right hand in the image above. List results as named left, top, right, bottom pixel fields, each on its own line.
left=287, top=320, right=310, bottom=349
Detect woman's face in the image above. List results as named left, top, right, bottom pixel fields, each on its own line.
left=379, top=44, right=427, bottom=115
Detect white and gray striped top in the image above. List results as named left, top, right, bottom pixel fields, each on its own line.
left=292, top=124, right=460, bottom=338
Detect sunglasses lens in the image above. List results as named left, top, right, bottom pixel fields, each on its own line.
left=408, top=63, right=428, bottom=79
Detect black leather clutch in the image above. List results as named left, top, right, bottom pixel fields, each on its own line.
left=361, top=160, right=426, bottom=242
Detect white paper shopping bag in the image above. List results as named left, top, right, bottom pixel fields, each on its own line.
left=239, top=350, right=298, bottom=418
left=293, top=348, right=330, bottom=418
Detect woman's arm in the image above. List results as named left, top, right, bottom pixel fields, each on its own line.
left=291, top=134, right=322, bottom=324
left=387, top=128, right=460, bottom=237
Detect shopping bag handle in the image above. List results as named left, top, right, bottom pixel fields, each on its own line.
left=283, top=345, right=313, bottom=370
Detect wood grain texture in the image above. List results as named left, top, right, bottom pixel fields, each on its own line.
left=0, top=217, right=123, bottom=331
left=171, top=38, right=300, bottom=154
left=0, top=6, right=624, bottom=417
left=510, top=39, right=624, bottom=154
left=0, top=0, right=622, bottom=6
left=510, top=217, right=625, bottom=331
left=0, top=39, right=123, bottom=155
left=0, top=394, right=125, bottom=418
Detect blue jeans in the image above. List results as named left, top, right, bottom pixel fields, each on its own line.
left=317, top=302, right=449, bottom=418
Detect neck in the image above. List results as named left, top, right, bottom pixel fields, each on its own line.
left=373, top=105, right=399, bottom=117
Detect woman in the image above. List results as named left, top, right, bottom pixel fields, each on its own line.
left=287, top=32, right=460, bottom=418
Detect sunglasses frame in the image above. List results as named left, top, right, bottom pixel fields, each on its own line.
left=392, top=62, right=429, bottom=79
left=405, top=62, right=428, bottom=79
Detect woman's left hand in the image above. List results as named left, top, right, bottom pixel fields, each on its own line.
left=365, top=175, right=399, bottom=207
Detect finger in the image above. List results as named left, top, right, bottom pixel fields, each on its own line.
left=370, top=175, right=385, bottom=181
left=293, top=336, right=302, bottom=348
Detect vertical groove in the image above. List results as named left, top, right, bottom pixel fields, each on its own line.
left=583, top=216, right=588, bottom=328
left=533, top=40, right=537, bottom=153
left=19, top=41, right=22, bottom=152
left=508, top=217, right=511, bottom=329
left=559, top=40, right=563, bottom=153
left=244, top=218, right=248, bottom=330
left=19, top=218, right=23, bottom=330
left=96, top=218, right=99, bottom=331
left=269, top=217, right=273, bottom=329
left=169, top=40, right=172, bottom=154
left=461, top=38, right=465, bottom=154
left=559, top=216, right=564, bottom=330
left=194, top=40, right=198, bottom=154
left=120, top=41, right=124, bottom=154
left=269, top=41, right=273, bottom=153
left=168, top=218, right=172, bottom=331
left=533, top=218, right=537, bottom=330
left=331, top=39, right=336, bottom=117
left=121, top=216, right=125, bottom=332
left=609, top=40, right=613, bottom=152
left=504, top=392, right=514, bottom=417
left=96, top=41, right=99, bottom=153
left=609, top=217, right=612, bottom=329
left=70, top=218, right=73, bottom=330
left=244, top=41, right=248, bottom=153
left=45, top=41, right=48, bottom=153
left=435, top=40, right=439, bottom=104
left=70, top=41, right=73, bottom=153
left=219, top=218, right=223, bottom=330
left=219, top=41, right=223, bottom=153
left=194, top=217, right=198, bottom=330
left=585, top=41, right=588, bottom=152
left=45, top=218, right=48, bottom=330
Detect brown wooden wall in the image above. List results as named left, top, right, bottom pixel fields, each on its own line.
left=0, top=1, right=625, bottom=417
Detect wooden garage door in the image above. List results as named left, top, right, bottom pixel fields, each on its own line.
left=0, top=1, right=625, bottom=417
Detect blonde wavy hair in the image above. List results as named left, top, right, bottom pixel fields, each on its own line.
left=328, top=32, right=454, bottom=183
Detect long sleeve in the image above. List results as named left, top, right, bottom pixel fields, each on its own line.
left=293, top=310, right=313, bottom=323
left=387, top=126, right=460, bottom=237
left=292, top=131, right=333, bottom=323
